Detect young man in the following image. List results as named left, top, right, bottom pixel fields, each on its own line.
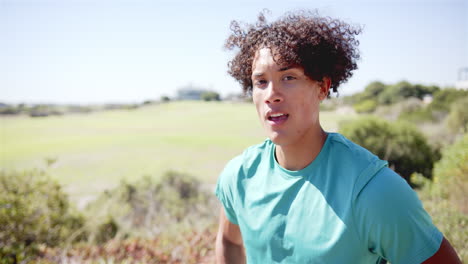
left=215, top=11, right=461, bottom=263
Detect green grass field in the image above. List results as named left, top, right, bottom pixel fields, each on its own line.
left=2, top=101, right=353, bottom=200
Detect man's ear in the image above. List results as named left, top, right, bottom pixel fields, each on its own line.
left=318, top=77, right=331, bottom=100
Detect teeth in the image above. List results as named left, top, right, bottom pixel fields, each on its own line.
left=270, top=113, right=286, bottom=117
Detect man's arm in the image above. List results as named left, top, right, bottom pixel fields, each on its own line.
left=422, top=237, right=461, bottom=263
left=215, top=208, right=246, bottom=264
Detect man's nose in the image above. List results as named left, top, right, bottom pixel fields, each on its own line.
left=265, top=81, right=283, bottom=104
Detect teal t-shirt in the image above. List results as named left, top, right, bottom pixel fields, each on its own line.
left=215, top=133, right=442, bottom=264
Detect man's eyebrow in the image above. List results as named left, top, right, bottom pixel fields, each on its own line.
left=252, top=72, right=264, bottom=77
left=251, top=66, right=297, bottom=77
left=279, top=66, right=293, bottom=72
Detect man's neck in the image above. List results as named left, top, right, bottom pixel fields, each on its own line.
left=275, top=128, right=328, bottom=171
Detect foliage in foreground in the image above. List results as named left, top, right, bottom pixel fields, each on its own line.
left=432, top=133, right=468, bottom=214
left=416, top=184, right=468, bottom=263
left=33, top=226, right=217, bottom=264
left=446, top=96, right=468, bottom=134
left=411, top=133, right=468, bottom=262
left=0, top=169, right=219, bottom=264
left=339, top=117, right=438, bottom=186
left=84, top=171, right=218, bottom=242
left=0, top=169, right=86, bottom=264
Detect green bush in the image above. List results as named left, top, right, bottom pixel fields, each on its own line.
left=398, top=107, right=435, bottom=123
left=363, top=81, right=386, bottom=97
left=375, top=81, right=437, bottom=105
left=397, top=91, right=468, bottom=127
left=339, top=117, right=438, bottom=186
left=430, top=88, right=468, bottom=112
left=397, top=97, right=434, bottom=123
left=353, top=99, right=377, bottom=113
left=417, top=133, right=468, bottom=261
left=376, top=82, right=404, bottom=105
left=446, top=96, right=468, bottom=134
left=433, top=133, right=468, bottom=214
left=418, top=188, right=468, bottom=263
left=85, top=171, right=217, bottom=241
left=0, top=169, right=85, bottom=263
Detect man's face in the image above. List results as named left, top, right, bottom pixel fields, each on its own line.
left=251, top=48, right=327, bottom=147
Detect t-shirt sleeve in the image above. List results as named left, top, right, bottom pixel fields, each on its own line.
left=215, top=157, right=241, bottom=225
left=353, top=167, right=443, bottom=264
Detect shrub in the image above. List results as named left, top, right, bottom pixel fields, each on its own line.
left=376, top=82, right=405, bottom=105
left=85, top=171, right=217, bottom=241
left=36, top=226, right=217, bottom=264
left=376, top=81, right=439, bottom=105
left=417, top=133, right=468, bottom=262
left=364, top=81, right=386, bottom=97
left=353, top=99, right=377, bottom=113
left=348, top=81, right=440, bottom=107
left=344, top=81, right=384, bottom=105
left=446, top=96, right=468, bottom=134
left=339, top=117, right=438, bottom=186
left=397, top=97, right=434, bottom=123
left=430, top=88, right=468, bottom=112
left=0, top=169, right=85, bottom=263
left=398, top=107, right=435, bottom=123
left=418, top=187, right=468, bottom=263
left=432, top=133, right=468, bottom=214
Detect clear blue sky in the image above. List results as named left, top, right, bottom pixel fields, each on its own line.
left=1, top=0, right=467, bottom=104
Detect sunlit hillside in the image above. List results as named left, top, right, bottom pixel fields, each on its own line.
left=2, top=101, right=353, bottom=202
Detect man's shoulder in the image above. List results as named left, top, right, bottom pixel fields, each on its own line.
left=223, top=138, right=272, bottom=173
left=327, top=132, right=382, bottom=165
left=216, top=139, right=272, bottom=195
left=326, top=133, right=389, bottom=197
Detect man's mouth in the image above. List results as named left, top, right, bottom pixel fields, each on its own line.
left=267, top=113, right=289, bottom=122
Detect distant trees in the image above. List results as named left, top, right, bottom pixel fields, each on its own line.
left=397, top=88, right=468, bottom=124
left=347, top=82, right=468, bottom=134
left=160, top=95, right=171, bottom=102
left=0, top=103, right=94, bottom=117
left=177, top=84, right=221, bottom=101
left=0, top=103, right=143, bottom=117
left=347, top=81, right=440, bottom=113
left=430, top=88, right=468, bottom=112
left=177, top=90, right=221, bottom=101
left=29, top=105, right=64, bottom=117
left=201, top=91, right=221, bottom=101
left=376, top=81, right=439, bottom=105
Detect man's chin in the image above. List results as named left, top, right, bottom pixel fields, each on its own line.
left=268, top=132, right=287, bottom=146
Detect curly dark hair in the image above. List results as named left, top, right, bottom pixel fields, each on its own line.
left=225, top=10, right=362, bottom=95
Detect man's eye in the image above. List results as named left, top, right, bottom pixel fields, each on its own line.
left=283, top=76, right=296, bottom=81
left=254, top=80, right=267, bottom=86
